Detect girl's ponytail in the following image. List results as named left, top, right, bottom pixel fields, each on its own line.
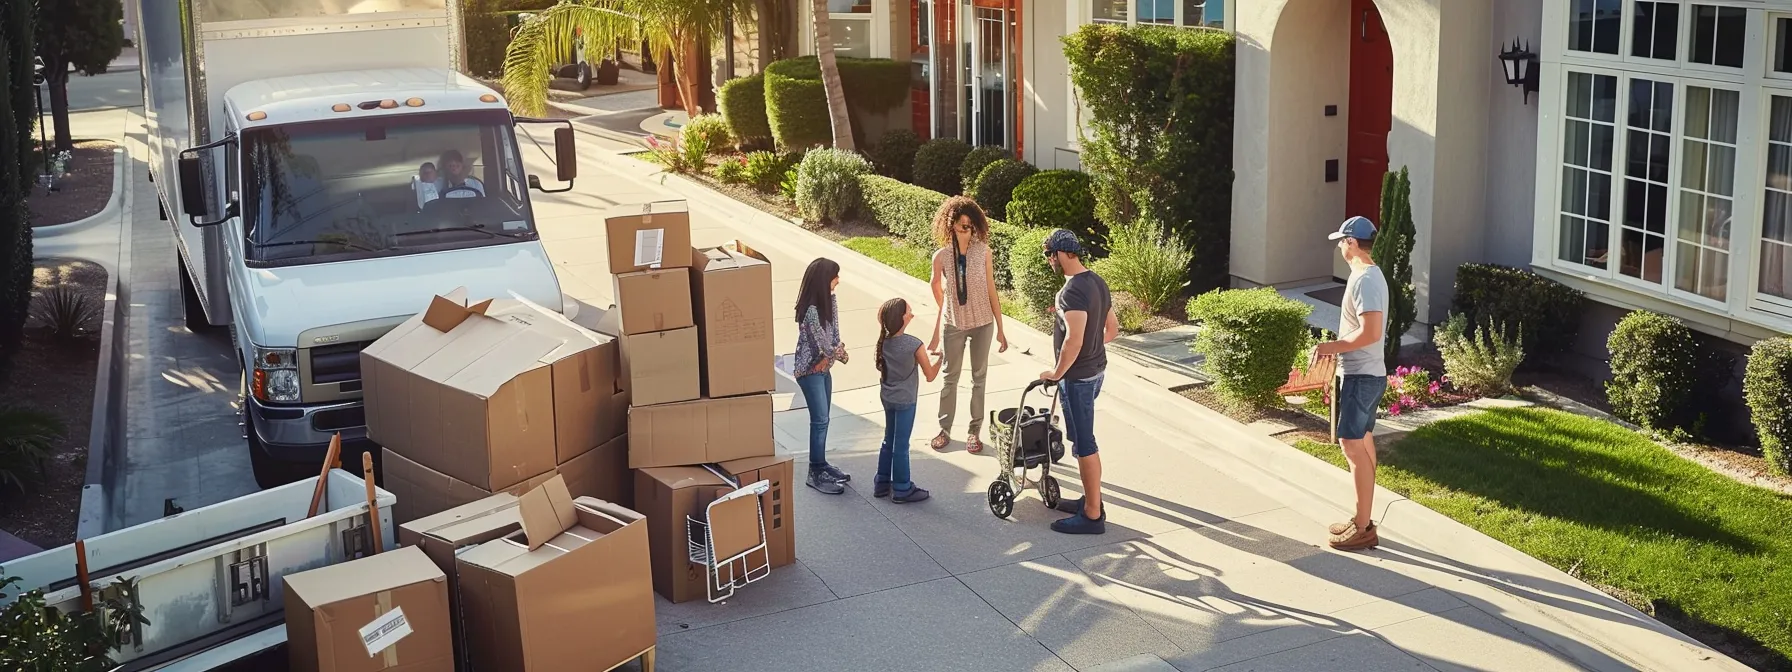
left=874, top=298, right=907, bottom=384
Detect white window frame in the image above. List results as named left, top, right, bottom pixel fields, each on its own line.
left=1681, top=2, right=1752, bottom=76
left=799, top=0, right=890, bottom=61
left=1086, top=0, right=1225, bottom=30
left=1768, top=11, right=1792, bottom=82
left=1749, top=86, right=1792, bottom=318
left=1566, top=0, right=1628, bottom=62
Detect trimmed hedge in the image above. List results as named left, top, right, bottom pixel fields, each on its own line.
left=870, top=129, right=921, bottom=183
left=1745, top=337, right=1792, bottom=475
left=1008, top=170, right=1099, bottom=242
left=913, top=138, right=971, bottom=195
left=960, top=146, right=1008, bottom=195
left=1012, top=228, right=1065, bottom=318
left=970, top=159, right=1037, bottom=222
left=1452, top=263, right=1584, bottom=357
left=1187, top=288, right=1313, bottom=405
left=719, top=74, right=772, bottom=150
left=987, top=220, right=1022, bottom=291
left=857, top=174, right=1022, bottom=290
left=1606, top=311, right=1726, bottom=435
left=763, top=57, right=911, bottom=151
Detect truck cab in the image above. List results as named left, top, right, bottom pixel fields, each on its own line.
left=173, top=69, right=577, bottom=487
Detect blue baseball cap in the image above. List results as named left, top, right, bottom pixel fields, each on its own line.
left=1328, top=216, right=1377, bottom=242
left=1044, top=229, right=1083, bottom=255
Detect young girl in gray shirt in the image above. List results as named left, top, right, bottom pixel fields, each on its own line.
left=874, top=298, right=943, bottom=503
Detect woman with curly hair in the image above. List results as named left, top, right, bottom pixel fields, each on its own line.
left=927, top=196, right=1008, bottom=453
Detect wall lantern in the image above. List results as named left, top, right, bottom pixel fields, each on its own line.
left=1498, top=39, right=1540, bottom=104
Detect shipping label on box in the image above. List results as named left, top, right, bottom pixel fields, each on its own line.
left=612, top=269, right=695, bottom=336
left=690, top=243, right=775, bottom=398
left=283, top=547, right=453, bottom=672
left=605, top=201, right=693, bottom=273
left=626, top=394, right=774, bottom=468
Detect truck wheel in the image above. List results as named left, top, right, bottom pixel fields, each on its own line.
left=243, top=386, right=304, bottom=489
left=576, top=62, right=593, bottom=90
left=179, top=260, right=212, bottom=332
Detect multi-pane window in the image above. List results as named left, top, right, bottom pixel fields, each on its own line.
left=1689, top=4, right=1746, bottom=68
left=1621, top=79, right=1673, bottom=282
left=1763, top=97, right=1792, bottom=301
left=1570, top=0, right=1623, bottom=54
left=825, top=0, right=874, bottom=59
left=1560, top=72, right=1619, bottom=268
left=1095, top=0, right=1218, bottom=28
left=1675, top=85, right=1738, bottom=301
left=1776, top=17, right=1792, bottom=75
left=1631, top=1, right=1679, bottom=60
left=1092, top=0, right=1128, bottom=24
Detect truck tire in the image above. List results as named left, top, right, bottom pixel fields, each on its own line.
left=179, top=260, right=212, bottom=332
left=576, top=62, right=593, bottom=90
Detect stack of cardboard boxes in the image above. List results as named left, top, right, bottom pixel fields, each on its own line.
left=598, top=201, right=798, bottom=603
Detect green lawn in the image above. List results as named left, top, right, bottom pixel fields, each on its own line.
left=1294, top=407, right=1792, bottom=666
left=840, top=236, right=1043, bottom=328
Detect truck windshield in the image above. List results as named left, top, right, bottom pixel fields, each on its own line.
left=240, top=112, right=536, bottom=266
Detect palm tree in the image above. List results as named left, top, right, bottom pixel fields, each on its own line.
left=807, top=0, right=853, bottom=150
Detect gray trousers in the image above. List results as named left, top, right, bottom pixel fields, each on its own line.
left=937, top=322, right=994, bottom=435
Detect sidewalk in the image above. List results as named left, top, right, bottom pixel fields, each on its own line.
left=520, top=130, right=1746, bottom=672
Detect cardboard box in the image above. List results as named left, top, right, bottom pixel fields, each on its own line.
left=689, top=243, right=775, bottom=398
left=362, top=290, right=626, bottom=490
left=618, top=327, right=701, bottom=407
left=558, top=433, right=631, bottom=505
left=456, top=477, right=656, bottom=672
left=612, top=269, right=694, bottom=336
left=381, top=448, right=555, bottom=526
left=398, top=495, right=527, bottom=672
left=605, top=201, right=692, bottom=273
left=284, top=547, right=453, bottom=672
left=633, top=455, right=795, bottom=603
left=626, top=394, right=774, bottom=468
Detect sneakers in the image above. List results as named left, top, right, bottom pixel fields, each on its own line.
left=1328, top=521, right=1379, bottom=550
left=822, top=464, right=852, bottom=483
left=806, top=468, right=846, bottom=495
left=873, top=481, right=891, bottom=498
left=1054, top=496, right=1084, bottom=515
left=1050, top=509, right=1106, bottom=535
left=892, top=486, right=931, bottom=503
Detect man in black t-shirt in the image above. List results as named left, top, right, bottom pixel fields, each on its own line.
left=1040, top=229, right=1119, bottom=535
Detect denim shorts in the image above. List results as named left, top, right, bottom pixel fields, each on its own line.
left=1059, top=373, right=1103, bottom=458
left=1336, top=374, right=1386, bottom=441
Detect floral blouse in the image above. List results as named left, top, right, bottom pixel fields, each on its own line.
left=794, top=297, right=845, bottom=376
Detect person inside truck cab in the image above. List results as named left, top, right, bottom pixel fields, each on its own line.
left=436, top=150, right=485, bottom=198
left=414, top=161, right=440, bottom=209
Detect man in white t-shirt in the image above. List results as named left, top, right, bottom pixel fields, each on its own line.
left=436, top=150, right=485, bottom=198
left=1310, top=215, right=1389, bottom=551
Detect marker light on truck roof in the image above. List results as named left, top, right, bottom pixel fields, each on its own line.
left=246, top=111, right=266, bottom=121
left=405, top=97, right=425, bottom=107
left=480, top=94, right=499, bottom=103
left=332, top=103, right=351, bottom=112
left=379, top=99, right=398, bottom=109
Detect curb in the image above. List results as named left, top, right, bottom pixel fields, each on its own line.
left=33, top=148, right=126, bottom=239
left=558, top=134, right=1749, bottom=672
left=74, top=145, right=133, bottom=541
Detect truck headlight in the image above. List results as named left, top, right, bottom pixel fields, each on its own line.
left=251, top=346, right=300, bottom=403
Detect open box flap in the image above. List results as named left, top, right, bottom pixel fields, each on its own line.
left=518, top=475, right=580, bottom=551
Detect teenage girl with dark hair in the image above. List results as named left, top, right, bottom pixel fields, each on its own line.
left=795, top=258, right=852, bottom=494
left=928, top=196, right=1008, bottom=453
left=873, top=298, right=943, bottom=503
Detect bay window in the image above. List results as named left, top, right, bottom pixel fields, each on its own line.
left=1762, top=97, right=1792, bottom=302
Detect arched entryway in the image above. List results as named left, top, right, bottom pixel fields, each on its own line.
left=1340, top=0, right=1392, bottom=278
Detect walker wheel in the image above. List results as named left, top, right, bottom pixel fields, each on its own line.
left=987, top=481, right=1015, bottom=519
left=1040, top=475, right=1061, bottom=510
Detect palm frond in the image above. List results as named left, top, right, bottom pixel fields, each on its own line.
left=0, top=406, right=65, bottom=493
left=501, top=1, right=640, bottom=117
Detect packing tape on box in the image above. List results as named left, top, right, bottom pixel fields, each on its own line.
left=364, top=591, right=407, bottom=668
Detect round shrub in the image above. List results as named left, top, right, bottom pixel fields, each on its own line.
left=1606, top=310, right=1702, bottom=432
left=765, top=60, right=831, bottom=151
left=1452, top=263, right=1584, bottom=357
left=913, top=138, right=971, bottom=195
left=870, top=129, right=921, bottom=183
left=1012, top=227, right=1065, bottom=319
left=681, top=114, right=733, bottom=155
left=1009, top=170, right=1099, bottom=240
left=1744, top=337, right=1792, bottom=475
left=794, top=148, right=872, bottom=224
left=960, top=146, right=1009, bottom=194
left=1187, top=288, right=1314, bottom=405
left=970, top=159, right=1037, bottom=221
left=719, top=74, right=772, bottom=150
left=743, top=151, right=800, bottom=193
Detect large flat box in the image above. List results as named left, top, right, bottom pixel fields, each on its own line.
left=284, top=546, right=453, bottom=672
left=689, top=243, right=775, bottom=398
left=398, top=495, right=527, bottom=672
left=456, top=477, right=656, bottom=672
left=634, top=455, right=795, bottom=603
left=626, top=394, right=774, bottom=469
left=558, top=433, right=631, bottom=505
left=605, top=200, right=692, bottom=273
left=618, top=327, right=701, bottom=407
left=381, top=448, right=555, bottom=526
left=612, top=269, right=694, bottom=336
left=362, top=289, right=625, bottom=491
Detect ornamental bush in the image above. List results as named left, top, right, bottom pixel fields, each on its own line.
left=870, top=128, right=921, bottom=183
left=858, top=174, right=945, bottom=246
left=960, top=146, right=1008, bottom=195
left=987, top=219, right=1022, bottom=290
left=1606, top=311, right=1711, bottom=433
left=712, top=156, right=749, bottom=185
left=794, top=148, right=871, bottom=224
left=970, top=159, right=1036, bottom=221
left=763, top=57, right=910, bottom=151
left=1452, top=263, right=1584, bottom=357
left=1187, top=288, right=1313, bottom=405
left=913, top=138, right=971, bottom=195
left=1373, top=167, right=1417, bottom=364
left=1744, top=338, right=1792, bottom=475
left=1065, top=25, right=1234, bottom=291
left=743, top=151, right=799, bottom=193
left=1012, top=227, right=1065, bottom=318
left=719, top=74, right=772, bottom=150
left=681, top=114, right=733, bottom=156
left=1008, top=170, right=1099, bottom=241
left=1094, top=211, right=1190, bottom=314
left=1433, top=313, right=1525, bottom=396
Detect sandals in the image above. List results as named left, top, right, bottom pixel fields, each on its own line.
left=965, top=435, right=984, bottom=454
left=931, top=431, right=951, bottom=451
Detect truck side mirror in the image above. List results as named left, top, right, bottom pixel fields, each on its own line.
left=178, top=156, right=209, bottom=219
left=554, top=127, right=577, bottom=182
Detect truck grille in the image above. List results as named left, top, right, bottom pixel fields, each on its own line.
left=308, top=340, right=372, bottom=385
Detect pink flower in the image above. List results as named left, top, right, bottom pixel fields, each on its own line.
left=1428, top=381, right=1442, bottom=395
left=1388, top=403, right=1403, bottom=416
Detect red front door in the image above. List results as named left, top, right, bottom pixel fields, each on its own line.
left=1346, top=0, right=1393, bottom=225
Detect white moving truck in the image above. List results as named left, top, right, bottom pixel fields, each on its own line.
left=133, top=0, right=579, bottom=487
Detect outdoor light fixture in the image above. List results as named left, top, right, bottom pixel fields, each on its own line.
left=1498, top=39, right=1539, bottom=104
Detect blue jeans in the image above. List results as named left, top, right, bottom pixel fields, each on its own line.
left=1336, top=374, right=1386, bottom=440
left=876, top=403, right=917, bottom=492
left=1059, top=373, right=1103, bottom=458
left=797, top=372, right=833, bottom=469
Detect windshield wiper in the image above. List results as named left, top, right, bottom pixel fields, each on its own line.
left=254, top=239, right=385, bottom=252
left=396, top=225, right=532, bottom=240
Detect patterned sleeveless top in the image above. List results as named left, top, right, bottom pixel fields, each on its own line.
left=934, top=240, right=995, bottom=330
